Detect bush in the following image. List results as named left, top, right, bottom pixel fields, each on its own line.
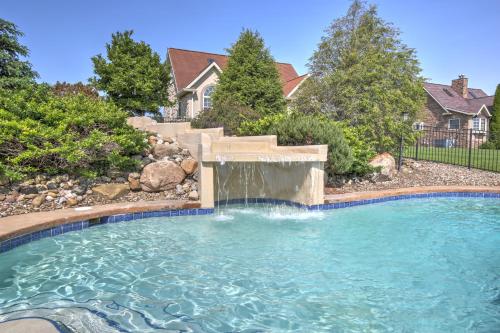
left=191, top=99, right=260, bottom=136
left=239, top=113, right=376, bottom=176
left=0, top=84, right=147, bottom=180
left=240, top=113, right=354, bottom=175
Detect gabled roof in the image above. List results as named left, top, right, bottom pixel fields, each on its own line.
left=424, top=82, right=493, bottom=116
left=168, top=48, right=305, bottom=96
left=283, top=74, right=309, bottom=98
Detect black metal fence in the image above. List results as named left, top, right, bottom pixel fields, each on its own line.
left=398, top=126, right=500, bottom=172
left=158, top=117, right=191, bottom=123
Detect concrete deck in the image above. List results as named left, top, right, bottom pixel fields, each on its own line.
left=0, top=200, right=200, bottom=242
left=0, top=318, right=62, bottom=333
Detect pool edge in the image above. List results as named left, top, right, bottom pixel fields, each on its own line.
left=1, top=186, right=500, bottom=253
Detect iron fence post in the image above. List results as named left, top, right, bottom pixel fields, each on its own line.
left=468, top=129, right=473, bottom=170
left=398, top=133, right=404, bottom=171
left=415, top=137, right=419, bottom=161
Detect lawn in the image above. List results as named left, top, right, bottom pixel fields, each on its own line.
left=404, top=146, right=500, bottom=172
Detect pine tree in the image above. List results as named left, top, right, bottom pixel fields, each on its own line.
left=90, top=31, right=172, bottom=116
left=0, top=18, right=38, bottom=89
left=212, top=29, right=286, bottom=115
left=292, top=0, right=425, bottom=151
left=490, top=84, right=500, bottom=148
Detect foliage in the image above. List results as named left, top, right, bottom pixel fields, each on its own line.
left=0, top=84, right=147, bottom=180
left=90, top=30, right=172, bottom=116
left=52, top=81, right=99, bottom=99
left=337, top=122, right=377, bottom=174
left=0, top=18, right=38, bottom=90
left=239, top=113, right=354, bottom=175
left=292, top=0, right=425, bottom=152
left=212, top=29, right=286, bottom=116
left=191, top=98, right=260, bottom=136
left=489, top=84, right=500, bottom=148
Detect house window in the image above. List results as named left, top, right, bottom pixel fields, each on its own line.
left=203, top=86, right=214, bottom=110
left=413, top=122, right=425, bottom=130
left=449, top=118, right=460, bottom=130
left=473, top=117, right=486, bottom=131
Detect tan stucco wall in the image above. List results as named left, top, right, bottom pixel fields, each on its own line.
left=178, top=67, right=219, bottom=119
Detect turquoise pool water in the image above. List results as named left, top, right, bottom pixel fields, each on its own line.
left=0, top=198, right=499, bottom=332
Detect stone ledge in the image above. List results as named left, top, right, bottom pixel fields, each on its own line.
left=0, top=200, right=200, bottom=242
left=325, top=186, right=500, bottom=203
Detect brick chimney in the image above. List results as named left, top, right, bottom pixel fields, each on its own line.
left=451, top=74, right=468, bottom=98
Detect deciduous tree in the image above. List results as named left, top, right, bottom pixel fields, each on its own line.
left=293, top=0, right=425, bottom=151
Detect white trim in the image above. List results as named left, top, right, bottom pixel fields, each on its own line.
left=167, top=49, right=179, bottom=92
left=202, top=85, right=215, bottom=110
left=176, top=88, right=196, bottom=98
left=286, top=74, right=310, bottom=98
left=185, top=62, right=222, bottom=89
left=477, top=104, right=492, bottom=117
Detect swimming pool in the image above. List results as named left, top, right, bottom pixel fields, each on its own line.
left=0, top=197, right=499, bottom=332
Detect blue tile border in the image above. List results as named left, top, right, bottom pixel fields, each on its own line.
left=0, top=207, right=214, bottom=254
left=1, top=192, right=499, bottom=255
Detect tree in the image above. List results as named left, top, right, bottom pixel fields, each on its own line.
left=90, top=30, right=172, bottom=116
left=0, top=18, right=38, bottom=89
left=52, top=81, right=99, bottom=99
left=292, top=0, right=425, bottom=151
left=490, top=84, right=500, bottom=148
left=212, top=29, right=286, bottom=116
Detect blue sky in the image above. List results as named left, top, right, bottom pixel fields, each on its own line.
left=3, top=0, right=499, bottom=94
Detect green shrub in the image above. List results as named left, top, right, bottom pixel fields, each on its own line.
left=191, top=98, right=260, bottom=136
left=479, top=141, right=497, bottom=150
left=239, top=113, right=376, bottom=175
left=240, top=113, right=353, bottom=175
left=0, top=84, right=147, bottom=180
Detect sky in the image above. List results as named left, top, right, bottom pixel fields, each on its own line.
left=3, top=0, right=499, bottom=95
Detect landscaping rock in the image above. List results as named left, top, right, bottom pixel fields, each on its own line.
left=369, top=152, right=396, bottom=180
left=19, top=185, right=38, bottom=195
left=140, top=161, right=186, bottom=192
left=92, top=183, right=130, bottom=200
left=32, top=194, right=46, bottom=208
left=67, top=197, right=78, bottom=207
left=129, top=178, right=142, bottom=191
left=188, top=190, right=199, bottom=201
left=46, top=181, right=58, bottom=190
left=152, top=143, right=179, bottom=160
left=148, top=135, right=158, bottom=145
left=0, top=194, right=5, bottom=201
left=0, top=176, right=9, bottom=186
left=181, top=159, right=198, bottom=175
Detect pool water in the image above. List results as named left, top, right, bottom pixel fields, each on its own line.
left=0, top=198, right=499, bottom=332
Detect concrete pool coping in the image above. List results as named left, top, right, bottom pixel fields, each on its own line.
left=0, top=200, right=201, bottom=242
left=324, top=185, right=500, bottom=203
left=1, top=186, right=499, bottom=245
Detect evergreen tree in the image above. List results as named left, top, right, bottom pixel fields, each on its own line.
left=212, top=29, right=286, bottom=115
left=490, top=84, right=500, bottom=148
left=292, top=0, right=425, bottom=151
left=91, top=31, right=172, bottom=116
left=0, top=18, right=38, bottom=89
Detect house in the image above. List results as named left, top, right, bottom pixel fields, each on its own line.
left=165, top=48, right=308, bottom=119
left=419, top=75, right=494, bottom=133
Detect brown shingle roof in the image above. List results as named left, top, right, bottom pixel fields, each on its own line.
left=424, top=82, right=493, bottom=115
left=168, top=48, right=303, bottom=95
left=283, top=74, right=308, bottom=97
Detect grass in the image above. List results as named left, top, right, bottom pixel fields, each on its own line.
left=404, top=146, right=500, bottom=172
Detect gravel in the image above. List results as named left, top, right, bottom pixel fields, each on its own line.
left=327, top=159, right=500, bottom=194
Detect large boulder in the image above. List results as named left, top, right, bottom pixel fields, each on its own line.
left=92, top=183, right=130, bottom=200
left=369, top=152, right=397, bottom=180
left=140, top=161, right=186, bottom=192
left=181, top=158, right=198, bottom=175
left=152, top=143, right=180, bottom=160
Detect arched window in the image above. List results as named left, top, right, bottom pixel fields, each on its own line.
left=203, top=86, right=214, bottom=110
